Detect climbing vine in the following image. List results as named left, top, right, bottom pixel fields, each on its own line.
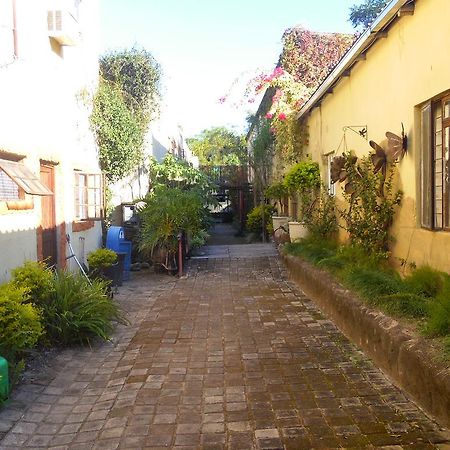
left=90, top=47, right=161, bottom=182
left=245, top=28, right=354, bottom=163
left=337, top=152, right=403, bottom=256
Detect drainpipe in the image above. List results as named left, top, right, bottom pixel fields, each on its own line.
left=12, top=0, right=18, bottom=58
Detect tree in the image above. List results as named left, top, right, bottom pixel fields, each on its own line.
left=349, top=0, right=388, bottom=29
left=90, top=47, right=161, bottom=182
left=187, top=127, right=246, bottom=166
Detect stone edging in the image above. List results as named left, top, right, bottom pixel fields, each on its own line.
left=281, top=252, right=450, bottom=428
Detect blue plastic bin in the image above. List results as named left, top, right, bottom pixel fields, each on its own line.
left=106, top=226, right=132, bottom=281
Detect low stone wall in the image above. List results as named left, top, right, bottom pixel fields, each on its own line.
left=282, top=252, right=450, bottom=428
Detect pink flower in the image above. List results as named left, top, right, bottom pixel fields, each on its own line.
left=278, top=112, right=287, bottom=121
left=265, top=112, right=273, bottom=119
left=273, top=67, right=284, bottom=77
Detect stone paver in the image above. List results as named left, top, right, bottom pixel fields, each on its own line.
left=0, top=252, right=449, bottom=449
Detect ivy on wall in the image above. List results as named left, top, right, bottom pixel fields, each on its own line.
left=90, top=47, right=161, bottom=182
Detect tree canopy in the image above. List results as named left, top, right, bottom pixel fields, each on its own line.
left=187, top=127, right=246, bottom=166
left=349, top=0, right=388, bottom=29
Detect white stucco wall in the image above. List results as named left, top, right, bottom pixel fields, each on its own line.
left=0, top=0, right=101, bottom=282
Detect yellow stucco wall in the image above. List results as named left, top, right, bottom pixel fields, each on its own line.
left=305, top=0, right=450, bottom=272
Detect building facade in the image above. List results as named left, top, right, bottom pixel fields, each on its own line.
left=298, top=0, right=450, bottom=271
left=0, top=0, right=102, bottom=281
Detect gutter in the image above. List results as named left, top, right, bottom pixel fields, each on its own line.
left=297, top=0, right=412, bottom=120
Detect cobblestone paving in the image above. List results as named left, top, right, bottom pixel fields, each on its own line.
left=0, top=255, right=449, bottom=449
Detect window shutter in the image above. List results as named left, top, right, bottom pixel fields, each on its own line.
left=421, top=102, right=433, bottom=229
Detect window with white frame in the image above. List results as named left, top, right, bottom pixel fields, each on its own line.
left=74, top=172, right=102, bottom=220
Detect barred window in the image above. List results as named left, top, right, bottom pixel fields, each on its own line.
left=421, top=93, right=450, bottom=230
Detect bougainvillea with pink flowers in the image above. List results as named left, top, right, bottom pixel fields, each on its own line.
left=248, top=27, right=355, bottom=163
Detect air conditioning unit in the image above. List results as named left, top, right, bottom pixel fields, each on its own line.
left=47, top=9, right=80, bottom=46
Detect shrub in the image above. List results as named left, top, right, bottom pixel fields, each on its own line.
left=343, top=266, right=403, bottom=302
left=87, top=248, right=118, bottom=272
left=377, top=293, right=429, bottom=318
left=246, top=204, right=276, bottom=238
left=284, top=161, right=320, bottom=194
left=0, top=284, right=43, bottom=363
left=338, top=153, right=402, bottom=256
left=139, top=185, right=209, bottom=268
left=285, top=238, right=337, bottom=264
left=45, top=271, right=125, bottom=346
left=424, top=278, right=450, bottom=338
left=302, top=188, right=337, bottom=239
left=11, top=261, right=54, bottom=307
left=264, top=181, right=288, bottom=210
left=403, top=266, right=445, bottom=298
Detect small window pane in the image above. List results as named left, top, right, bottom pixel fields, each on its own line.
left=0, top=169, right=20, bottom=200
left=444, top=100, right=450, bottom=119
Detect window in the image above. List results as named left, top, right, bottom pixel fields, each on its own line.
left=0, top=159, right=53, bottom=197
left=0, top=169, right=22, bottom=200
left=421, top=94, right=450, bottom=230
left=74, top=172, right=102, bottom=220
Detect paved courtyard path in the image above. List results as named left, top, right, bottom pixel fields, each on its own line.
left=1, top=250, right=449, bottom=449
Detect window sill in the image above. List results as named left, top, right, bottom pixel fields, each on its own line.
left=72, top=220, right=95, bottom=232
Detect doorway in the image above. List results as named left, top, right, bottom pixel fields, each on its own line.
left=39, top=164, right=57, bottom=267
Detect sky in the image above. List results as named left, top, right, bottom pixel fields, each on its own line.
left=99, top=0, right=358, bottom=139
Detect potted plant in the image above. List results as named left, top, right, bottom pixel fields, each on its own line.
left=138, top=185, right=208, bottom=273
left=264, top=181, right=290, bottom=232
left=284, top=161, right=320, bottom=242
left=87, top=248, right=121, bottom=286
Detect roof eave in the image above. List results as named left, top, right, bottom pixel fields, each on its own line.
left=297, top=0, right=411, bottom=120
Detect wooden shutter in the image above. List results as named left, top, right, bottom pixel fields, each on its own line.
left=421, top=102, right=433, bottom=229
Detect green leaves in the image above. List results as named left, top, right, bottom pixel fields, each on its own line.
left=187, top=127, right=246, bottom=166
left=349, top=0, right=388, bottom=30
left=91, top=80, right=144, bottom=182
left=91, top=47, right=162, bottom=183
left=284, top=161, right=320, bottom=193
left=138, top=185, right=209, bottom=257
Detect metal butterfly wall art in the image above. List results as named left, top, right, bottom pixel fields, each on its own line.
left=386, top=122, right=407, bottom=161
left=369, top=123, right=408, bottom=176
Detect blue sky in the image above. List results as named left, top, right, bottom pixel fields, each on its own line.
left=99, top=0, right=358, bottom=138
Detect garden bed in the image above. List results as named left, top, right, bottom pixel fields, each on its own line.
left=281, top=250, right=450, bottom=428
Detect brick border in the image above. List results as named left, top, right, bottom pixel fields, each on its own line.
left=282, top=252, right=450, bottom=427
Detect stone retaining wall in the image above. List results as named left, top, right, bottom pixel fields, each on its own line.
left=282, top=253, right=450, bottom=427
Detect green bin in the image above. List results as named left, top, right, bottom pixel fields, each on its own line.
left=0, top=356, right=9, bottom=401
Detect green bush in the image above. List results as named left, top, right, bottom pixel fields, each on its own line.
left=285, top=238, right=337, bottom=265
left=45, top=271, right=125, bottom=346
left=403, top=266, right=445, bottom=298
left=0, top=284, right=43, bottom=363
left=302, top=188, right=337, bottom=239
left=284, top=161, right=320, bottom=193
left=139, top=185, right=209, bottom=262
left=11, top=261, right=54, bottom=307
left=246, top=204, right=276, bottom=238
left=424, top=279, right=450, bottom=338
left=377, top=293, right=429, bottom=318
left=343, top=266, right=403, bottom=301
left=87, top=248, right=118, bottom=272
